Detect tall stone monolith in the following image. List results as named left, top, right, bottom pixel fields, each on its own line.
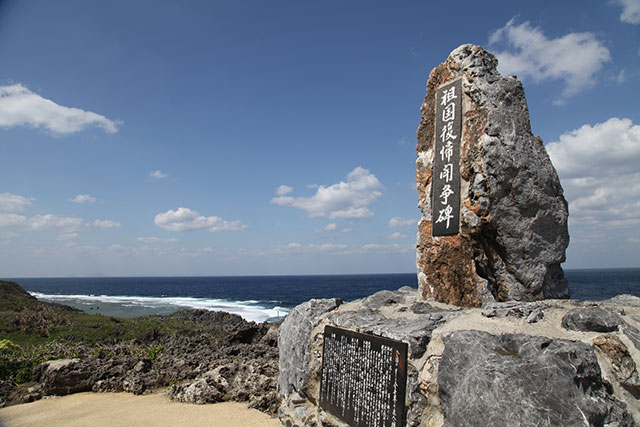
left=416, top=44, right=570, bottom=307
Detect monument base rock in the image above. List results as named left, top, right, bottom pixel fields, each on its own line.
left=278, top=287, right=640, bottom=426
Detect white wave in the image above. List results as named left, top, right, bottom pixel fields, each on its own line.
left=31, top=292, right=289, bottom=323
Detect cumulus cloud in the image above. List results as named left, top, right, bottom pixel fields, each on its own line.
left=71, top=194, right=97, bottom=204
left=137, top=236, right=179, bottom=243
left=488, top=19, right=610, bottom=102
left=0, top=193, right=34, bottom=212
left=547, top=117, right=640, bottom=228
left=316, top=223, right=337, bottom=232
left=149, top=170, right=169, bottom=181
left=389, top=216, right=416, bottom=228
left=276, top=185, right=293, bottom=195
left=270, top=167, right=383, bottom=219
left=92, top=219, right=121, bottom=228
left=612, top=0, right=640, bottom=24
left=0, top=84, right=120, bottom=135
left=154, top=207, right=247, bottom=232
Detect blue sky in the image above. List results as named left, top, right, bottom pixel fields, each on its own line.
left=1, top=0, right=639, bottom=277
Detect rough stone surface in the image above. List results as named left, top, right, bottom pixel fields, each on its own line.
left=278, top=298, right=342, bottom=399
left=603, top=295, right=640, bottom=308
left=416, top=44, right=569, bottom=307
left=593, top=334, right=640, bottom=396
left=278, top=286, right=640, bottom=426
left=435, top=331, right=633, bottom=426
left=562, top=307, right=624, bottom=332
left=327, top=306, right=454, bottom=359
left=32, top=359, right=94, bottom=396
left=623, top=324, right=640, bottom=351
left=3, top=309, right=280, bottom=415
left=482, top=301, right=548, bottom=323
left=169, top=366, right=230, bottom=404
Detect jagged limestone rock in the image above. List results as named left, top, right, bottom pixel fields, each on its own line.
left=436, top=331, right=634, bottom=426
left=277, top=298, right=342, bottom=399
left=416, top=44, right=569, bottom=307
left=562, top=307, right=624, bottom=332
left=277, top=287, right=640, bottom=426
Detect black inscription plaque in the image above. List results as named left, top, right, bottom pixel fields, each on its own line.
left=432, top=78, right=462, bottom=236
left=319, top=325, right=408, bottom=427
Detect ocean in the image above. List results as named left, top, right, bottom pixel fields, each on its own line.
left=8, top=269, right=640, bottom=323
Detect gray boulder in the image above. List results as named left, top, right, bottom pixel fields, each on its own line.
left=33, top=358, right=94, bottom=396
left=278, top=298, right=342, bottom=398
left=562, top=307, right=623, bottom=332
left=169, top=366, right=229, bottom=404
left=438, top=331, right=633, bottom=426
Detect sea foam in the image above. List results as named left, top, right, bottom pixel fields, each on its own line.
left=32, top=292, right=289, bottom=323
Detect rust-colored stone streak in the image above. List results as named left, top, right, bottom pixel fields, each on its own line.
left=416, top=44, right=569, bottom=307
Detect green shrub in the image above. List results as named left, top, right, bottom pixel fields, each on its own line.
left=0, top=339, right=20, bottom=355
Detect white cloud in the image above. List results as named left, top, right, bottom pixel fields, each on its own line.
left=270, top=167, right=383, bottom=219
left=149, top=170, right=169, bottom=181
left=316, top=223, right=337, bottom=232
left=137, top=236, right=179, bottom=243
left=0, top=84, right=120, bottom=135
left=488, top=19, right=610, bottom=101
left=0, top=231, right=19, bottom=239
left=389, top=216, right=416, bottom=228
left=276, top=185, right=293, bottom=195
left=0, top=213, right=85, bottom=232
left=28, top=214, right=85, bottom=231
left=71, top=194, right=97, bottom=204
left=154, top=207, right=247, bottom=232
left=93, top=219, right=121, bottom=228
left=0, top=193, right=34, bottom=212
left=388, top=232, right=408, bottom=240
left=547, top=117, right=640, bottom=228
left=612, top=0, right=640, bottom=24
left=0, top=213, right=27, bottom=228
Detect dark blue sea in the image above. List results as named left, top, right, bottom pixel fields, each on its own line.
left=7, top=269, right=640, bottom=322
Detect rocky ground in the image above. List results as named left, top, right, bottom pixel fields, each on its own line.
left=0, top=281, right=280, bottom=414
left=279, top=287, right=640, bottom=426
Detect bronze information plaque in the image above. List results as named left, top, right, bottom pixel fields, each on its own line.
left=319, top=325, right=408, bottom=427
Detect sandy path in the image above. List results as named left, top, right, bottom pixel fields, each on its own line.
left=0, top=392, right=281, bottom=427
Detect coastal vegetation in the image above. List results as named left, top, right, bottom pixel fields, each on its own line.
left=0, top=280, right=279, bottom=413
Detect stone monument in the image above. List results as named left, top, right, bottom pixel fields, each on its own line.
left=416, top=44, right=570, bottom=307
left=277, top=45, right=638, bottom=427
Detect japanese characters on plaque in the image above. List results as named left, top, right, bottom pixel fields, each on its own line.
left=432, top=78, right=462, bottom=236
left=319, top=325, right=408, bottom=427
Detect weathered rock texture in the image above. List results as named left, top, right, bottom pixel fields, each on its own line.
left=416, top=44, right=569, bottom=307
left=278, top=288, right=640, bottom=426
left=3, top=309, right=280, bottom=414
